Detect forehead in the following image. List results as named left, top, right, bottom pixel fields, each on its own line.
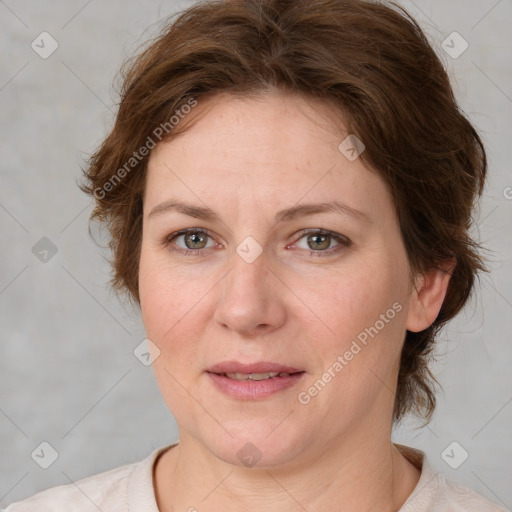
left=157, top=90, right=345, bottom=164
left=144, top=90, right=393, bottom=220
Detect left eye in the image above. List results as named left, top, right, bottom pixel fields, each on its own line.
left=293, top=230, right=348, bottom=253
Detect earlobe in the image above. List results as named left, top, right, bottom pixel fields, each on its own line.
left=406, top=259, right=455, bottom=333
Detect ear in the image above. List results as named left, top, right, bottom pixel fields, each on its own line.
left=406, top=259, right=455, bottom=333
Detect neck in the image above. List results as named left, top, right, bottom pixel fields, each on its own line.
left=154, top=423, right=421, bottom=511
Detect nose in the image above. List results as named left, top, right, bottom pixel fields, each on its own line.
left=213, top=249, right=287, bottom=337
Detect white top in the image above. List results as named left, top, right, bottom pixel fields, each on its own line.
left=2, top=443, right=505, bottom=511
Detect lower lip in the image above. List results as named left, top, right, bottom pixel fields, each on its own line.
left=207, top=372, right=305, bottom=400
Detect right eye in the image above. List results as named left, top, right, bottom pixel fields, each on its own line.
left=165, top=228, right=218, bottom=255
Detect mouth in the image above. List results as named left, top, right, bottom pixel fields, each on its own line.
left=217, top=371, right=299, bottom=381
left=206, top=361, right=306, bottom=400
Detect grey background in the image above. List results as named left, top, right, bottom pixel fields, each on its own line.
left=1, top=0, right=511, bottom=508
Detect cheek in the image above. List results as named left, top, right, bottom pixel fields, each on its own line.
left=296, top=266, right=408, bottom=421
left=139, top=255, right=202, bottom=405
left=139, top=247, right=203, bottom=339
left=138, top=249, right=221, bottom=432
left=138, top=247, right=222, bottom=387
left=306, top=252, right=410, bottom=398
left=323, top=265, right=405, bottom=341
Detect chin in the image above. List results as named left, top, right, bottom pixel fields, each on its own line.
left=199, top=420, right=309, bottom=470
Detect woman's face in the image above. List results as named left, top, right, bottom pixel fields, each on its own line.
left=139, top=90, right=418, bottom=467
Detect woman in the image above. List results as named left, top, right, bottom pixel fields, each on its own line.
left=4, top=0, right=505, bottom=510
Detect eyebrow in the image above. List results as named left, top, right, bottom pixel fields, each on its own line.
left=147, top=199, right=371, bottom=224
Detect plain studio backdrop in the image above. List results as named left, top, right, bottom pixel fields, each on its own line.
left=0, top=0, right=511, bottom=508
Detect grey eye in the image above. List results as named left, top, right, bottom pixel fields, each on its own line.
left=172, top=230, right=215, bottom=250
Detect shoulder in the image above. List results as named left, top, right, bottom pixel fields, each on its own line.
left=432, top=472, right=506, bottom=512
left=1, top=447, right=164, bottom=512
left=2, top=463, right=134, bottom=512
left=396, top=444, right=506, bottom=512
left=2, top=465, right=131, bottom=512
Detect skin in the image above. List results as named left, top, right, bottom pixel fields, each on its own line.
left=138, top=89, right=451, bottom=511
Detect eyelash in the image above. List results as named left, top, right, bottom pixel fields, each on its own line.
left=163, top=228, right=351, bottom=257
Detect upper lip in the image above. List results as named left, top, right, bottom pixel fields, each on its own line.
left=207, top=361, right=304, bottom=374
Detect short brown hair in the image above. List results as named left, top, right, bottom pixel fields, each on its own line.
left=81, top=0, right=487, bottom=423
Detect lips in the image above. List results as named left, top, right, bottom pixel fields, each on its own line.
left=206, top=361, right=305, bottom=399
